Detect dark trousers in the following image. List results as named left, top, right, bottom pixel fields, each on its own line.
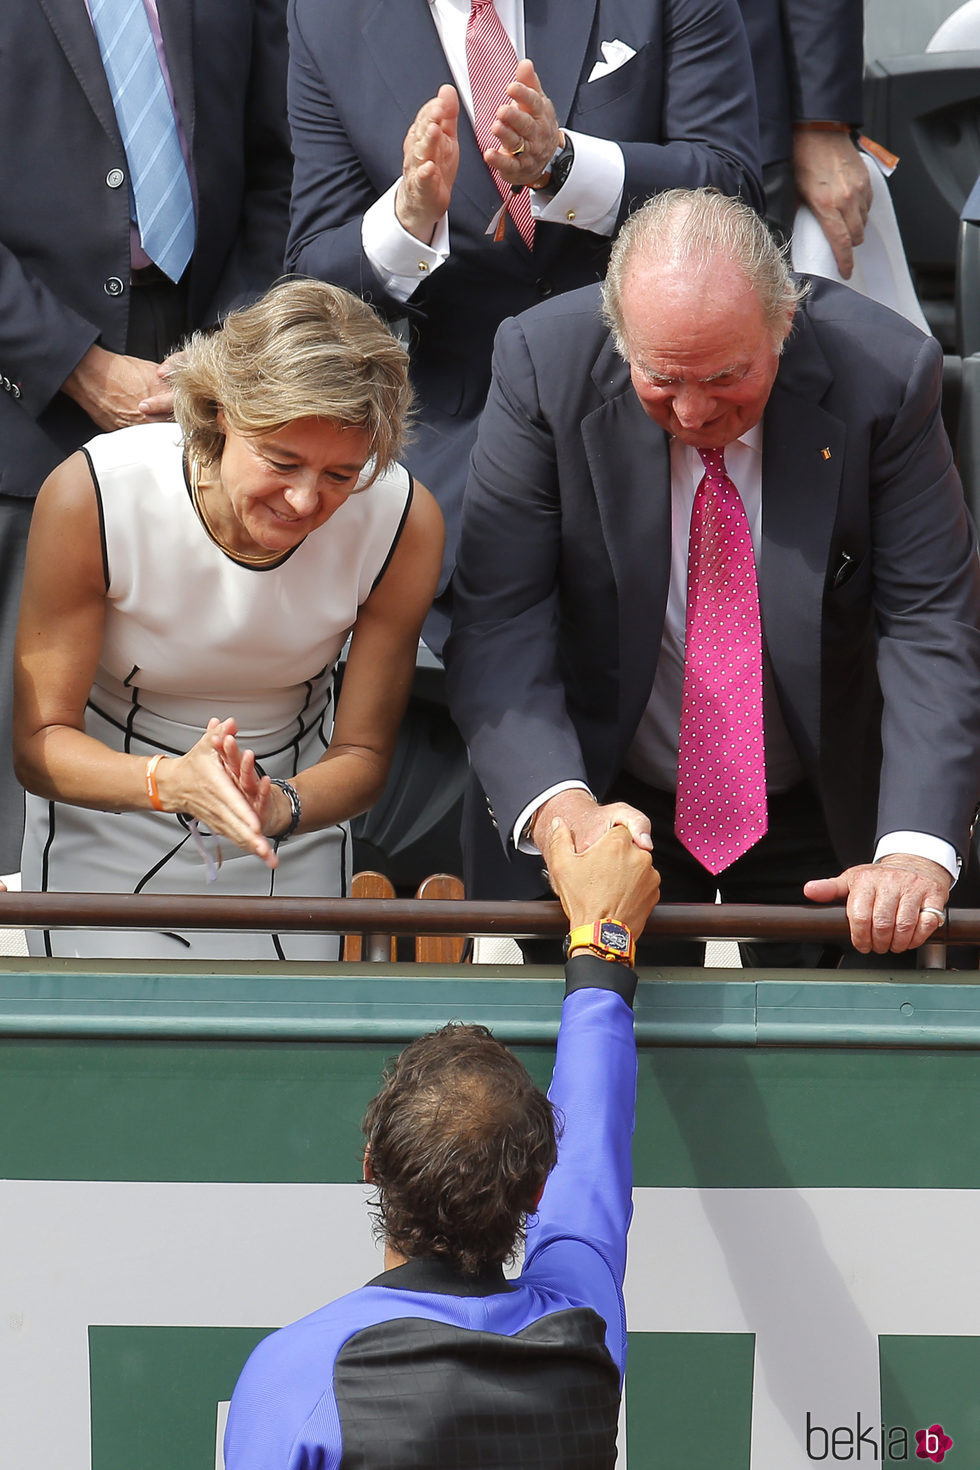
left=126, top=265, right=190, bottom=361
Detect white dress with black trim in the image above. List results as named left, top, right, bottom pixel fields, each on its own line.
left=21, top=422, right=414, bottom=960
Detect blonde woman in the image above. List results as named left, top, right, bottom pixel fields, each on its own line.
left=15, top=280, right=442, bottom=959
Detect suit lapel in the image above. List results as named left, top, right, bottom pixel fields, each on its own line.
left=37, top=0, right=119, bottom=143
left=525, top=0, right=598, bottom=129
left=760, top=321, right=844, bottom=769
left=156, top=0, right=195, bottom=155
left=584, top=341, right=672, bottom=750
left=523, top=0, right=599, bottom=268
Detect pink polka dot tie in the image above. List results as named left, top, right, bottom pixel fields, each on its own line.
left=674, top=447, right=768, bottom=874
left=466, top=0, right=535, bottom=248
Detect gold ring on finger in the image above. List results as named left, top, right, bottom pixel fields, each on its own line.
left=510, top=141, right=526, bottom=156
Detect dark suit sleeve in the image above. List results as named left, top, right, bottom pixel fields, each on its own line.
left=0, top=243, right=99, bottom=416
left=779, top=0, right=863, bottom=126
left=200, top=0, right=292, bottom=318
left=284, top=0, right=405, bottom=315
left=617, top=0, right=764, bottom=220
left=445, top=313, right=593, bottom=845
left=871, top=333, right=980, bottom=858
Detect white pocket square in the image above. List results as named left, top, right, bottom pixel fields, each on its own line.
left=588, top=39, right=636, bottom=82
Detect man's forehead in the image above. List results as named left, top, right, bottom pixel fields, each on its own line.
left=623, top=256, right=757, bottom=320
left=620, top=258, right=770, bottom=359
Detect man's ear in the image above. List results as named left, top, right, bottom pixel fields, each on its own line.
left=778, top=304, right=796, bottom=351
left=362, top=1144, right=374, bottom=1183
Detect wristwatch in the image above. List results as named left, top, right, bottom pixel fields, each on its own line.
left=563, top=918, right=635, bottom=967
left=529, top=132, right=575, bottom=196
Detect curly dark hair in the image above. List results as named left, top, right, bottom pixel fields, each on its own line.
left=362, top=1023, right=559, bottom=1277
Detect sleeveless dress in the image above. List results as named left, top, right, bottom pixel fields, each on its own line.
left=21, top=423, right=413, bottom=961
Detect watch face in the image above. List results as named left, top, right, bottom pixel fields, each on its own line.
left=599, top=922, right=629, bottom=953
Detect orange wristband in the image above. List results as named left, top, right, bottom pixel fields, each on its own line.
left=145, top=753, right=167, bottom=811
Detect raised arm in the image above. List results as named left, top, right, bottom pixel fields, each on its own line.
left=523, top=824, right=660, bottom=1376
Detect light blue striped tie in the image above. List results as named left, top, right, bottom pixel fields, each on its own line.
left=90, top=0, right=195, bottom=283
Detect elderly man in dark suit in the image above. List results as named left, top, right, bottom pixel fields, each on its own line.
left=286, top=0, right=763, bottom=650
left=0, top=0, right=291, bottom=870
left=446, top=188, right=980, bottom=963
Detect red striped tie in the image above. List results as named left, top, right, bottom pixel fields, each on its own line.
left=466, top=0, right=535, bottom=248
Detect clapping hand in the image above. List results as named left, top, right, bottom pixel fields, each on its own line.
left=396, top=84, right=460, bottom=243
left=152, top=718, right=278, bottom=869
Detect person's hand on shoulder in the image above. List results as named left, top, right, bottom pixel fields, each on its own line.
left=138, top=352, right=185, bottom=421
left=61, top=344, right=165, bottom=431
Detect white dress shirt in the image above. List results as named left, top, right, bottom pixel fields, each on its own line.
left=362, top=0, right=626, bottom=301
left=513, top=425, right=959, bottom=882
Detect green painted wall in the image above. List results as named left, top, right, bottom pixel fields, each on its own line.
left=5, top=1037, right=980, bottom=1189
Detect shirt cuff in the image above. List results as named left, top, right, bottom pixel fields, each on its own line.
left=361, top=180, right=450, bottom=303
left=564, top=952, right=638, bottom=1007
left=874, top=831, right=960, bottom=885
left=530, top=131, right=624, bottom=236
left=514, top=781, right=594, bottom=854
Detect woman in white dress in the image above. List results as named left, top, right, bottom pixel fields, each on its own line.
left=14, top=279, right=443, bottom=959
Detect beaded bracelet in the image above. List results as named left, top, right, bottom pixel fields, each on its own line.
left=268, top=778, right=302, bottom=842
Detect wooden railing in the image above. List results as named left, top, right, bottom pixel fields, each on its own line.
left=1, top=885, right=977, bottom=967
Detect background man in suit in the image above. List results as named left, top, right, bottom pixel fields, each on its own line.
left=446, top=188, right=980, bottom=963
left=738, top=0, right=873, bottom=277
left=0, top=0, right=291, bottom=871
left=224, top=822, right=660, bottom=1469
left=286, top=0, right=763, bottom=649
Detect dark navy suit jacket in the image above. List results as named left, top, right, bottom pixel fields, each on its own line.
left=446, top=279, right=980, bottom=899
left=0, top=0, right=291, bottom=499
left=286, top=0, right=763, bottom=600
left=737, top=0, right=864, bottom=166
